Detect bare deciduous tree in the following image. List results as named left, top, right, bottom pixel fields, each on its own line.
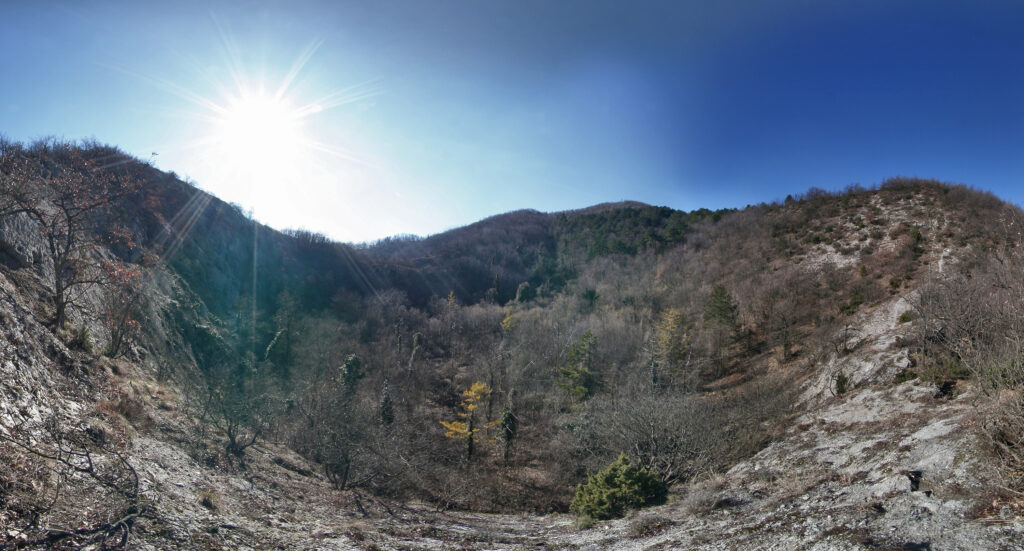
left=0, top=142, right=140, bottom=328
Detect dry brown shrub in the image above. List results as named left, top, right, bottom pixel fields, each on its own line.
left=627, top=514, right=673, bottom=538
left=96, top=390, right=150, bottom=429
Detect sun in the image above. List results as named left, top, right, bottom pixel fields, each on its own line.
left=141, top=38, right=380, bottom=234
left=211, top=91, right=308, bottom=184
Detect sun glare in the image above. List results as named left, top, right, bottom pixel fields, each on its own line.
left=212, top=92, right=305, bottom=184
left=136, top=36, right=383, bottom=237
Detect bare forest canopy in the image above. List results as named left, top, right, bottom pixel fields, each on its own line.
left=3, top=137, right=1024, bottom=523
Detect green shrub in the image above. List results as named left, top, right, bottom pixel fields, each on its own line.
left=898, top=310, right=914, bottom=323
left=70, top=324, right=94, bottom=354
left=839, top=289, right=864, bottom=315
left=515, top=281, right=535, bottom=303
left=835, top=371, right=849, bottom=395
left=893, top=368, right=917, bottom=384
left=920, top=358, right=970, bottom=384
left=570, top=454, right=667, bottom=520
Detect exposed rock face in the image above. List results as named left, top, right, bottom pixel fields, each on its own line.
left=0, top=212, right=41, bottom=270
left=0, top=270, right=82, bottom=426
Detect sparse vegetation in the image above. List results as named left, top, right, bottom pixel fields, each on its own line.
left=0, top=414, right=151, bottom=549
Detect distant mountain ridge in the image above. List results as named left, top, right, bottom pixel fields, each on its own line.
left=141, top=172, right=727, bottom=311
left=567, top=200, right=652, bottom=214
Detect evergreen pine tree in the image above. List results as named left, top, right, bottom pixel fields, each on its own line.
left=500, top=401, right=518, bottom=463
left=379, top=380, right=395, bottom=427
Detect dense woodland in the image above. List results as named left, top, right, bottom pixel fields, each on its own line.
left=3, top=139, right=1024, bottom=522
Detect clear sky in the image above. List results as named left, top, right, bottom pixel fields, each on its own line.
left=3, top=1, right=1024, bottom=243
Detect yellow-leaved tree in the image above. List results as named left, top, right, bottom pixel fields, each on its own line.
left=440, top=381, right=499, bottom=459
left=656, top=307, right=691, bottom=388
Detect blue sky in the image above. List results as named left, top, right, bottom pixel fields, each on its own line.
left=3, top=1, right=1024, bottom=242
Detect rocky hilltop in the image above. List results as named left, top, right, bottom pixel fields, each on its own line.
left=1, top=141, right=1022, bottom=549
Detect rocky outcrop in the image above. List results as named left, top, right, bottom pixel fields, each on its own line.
left=0, top=212, right=42, bottom=270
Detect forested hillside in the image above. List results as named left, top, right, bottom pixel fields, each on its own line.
left=1, top=140, right=1023, bottom=549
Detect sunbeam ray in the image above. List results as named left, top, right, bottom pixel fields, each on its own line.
left=275, top=38, right=325, bottom=102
